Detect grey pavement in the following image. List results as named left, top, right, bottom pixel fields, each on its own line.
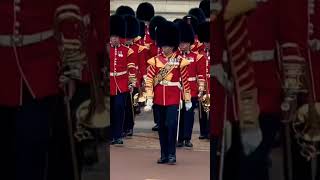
left=110, top=108, right=210, bottom=180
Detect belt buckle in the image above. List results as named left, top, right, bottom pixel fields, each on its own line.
left=11, top=34, right=23, bottom=47
left=162, top=80, right=168, bottom=85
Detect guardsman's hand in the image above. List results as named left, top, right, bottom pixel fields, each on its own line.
left=144, top=99, right=153, bottom=112
left=185, top=101, right=192, bottom=111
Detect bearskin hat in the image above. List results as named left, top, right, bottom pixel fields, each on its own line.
left=197, top=21, right=210, bottom=43
left=175, top=20, right=194, bottom=44
left=116, top=6, right=135, bottom=16
left=139, top=20, right=145, bottom=38
left=183, top=15, right=199, bottom=34
left=136, top=2, right=155, bottom=21
left=110, top=14, right=126, bottom=38
left=124, top=15, right=139, bottom=39
left=173, top=18, right=183, bottom=24
left=199, top=0, right=210, bottom=18
left=149, top=16, right=166, bottom=41
left=156, top=21, right=180, bottom=49
left=188, top=8, right=206, bottom=24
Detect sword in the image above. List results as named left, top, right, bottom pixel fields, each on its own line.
left=64, top=84, right=80, bottom=180
left=281, top=95, right=296, bottom=180
left=176, top=92, right=182, bottom=142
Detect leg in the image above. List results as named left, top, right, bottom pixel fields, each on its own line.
left=112, top=92, right=127, bottom=142
left=199, top=102, right=209, bottom=139
left=16, top=99, right=52, bottom=180
left=239, top=113, right=281, bottom=180
left=154, top=105, right=168, bottom=162
left=166, top=105, right=179, bottom=164
left=0, top=107, right=16, bottom=180
left=177, top=103, right=185, bottom=146
left=184, top=98, right=197, bottom=147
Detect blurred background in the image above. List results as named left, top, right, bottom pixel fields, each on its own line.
left=110, top=0, right=200, bottom=20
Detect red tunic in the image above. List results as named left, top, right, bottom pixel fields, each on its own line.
left=125, top=43, right=148, bottom=88
left=145, top=52, right=191, bottom=106
left=0, top=0, right=81, bottom=107
left=109, top=44, right=136, bottom=96
left=78, top=0, right=108, bottom=84
left=176, top=51, right=206, bottom=97
left=247, top=0, right=308, bottom=113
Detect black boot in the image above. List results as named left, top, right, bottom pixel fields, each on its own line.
left=184, top=140, right=193, bottom=148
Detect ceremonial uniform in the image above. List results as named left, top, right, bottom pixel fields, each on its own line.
left=109, top=14, right=136, bottom=144
left=70, top=0, right=109, bottom=170
left=211, top=1, right=309, bottom=180
left=144, top=21, right=191, bottom=164
left=289, top=1, right=320, bottom=179
left=197, top=21, right=211, bottom=140
left=175, top=20, right=206, bottom=147
left=146, top=15, right=166, bottom=131
left=122, top=15, right=147, bottom=136
left=0, top=0, right=83, bottom=179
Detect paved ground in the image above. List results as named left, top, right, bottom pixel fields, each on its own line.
left=110, top=110, right=210, bottom=180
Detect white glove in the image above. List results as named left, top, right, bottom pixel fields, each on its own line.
left=144, top=99, right=153, bottom=112
left=185, top=101, right=192, bottom=111
left=241, top=128, right=263, bottom=155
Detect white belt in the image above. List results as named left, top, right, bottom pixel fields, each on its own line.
left=188, top=77, right=197, bottom=81
left=159, top=80, right=181, bottom=88
left=249, top=50, right=275, bottom=62
left=110, top=71, right=127, bottom=76
left=0, top=30, right=54, bottom=47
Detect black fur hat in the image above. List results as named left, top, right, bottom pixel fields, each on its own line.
left=188, top=8, right=206, bottom=24
left=149, top=16, right=166, bottom=41
left=197, top=21, right=210, bottom=43
left=116, top=6, right=135, bottom=16
left=183, top=15, right=199, bottom=34
left=173, top=18, right=183, bottom=24
left=175, top=20, right=194, bottom=44
left=156, top=21, right=180, bottom=49
left=136, top=2, right=155, bottom=21
left=110, top=14, right=126, bottom=38
left=139, top=20, right=145, bottom=38
left=199, top=0, right=210, bottom=18
left=124, top=15, right=139, bottom=39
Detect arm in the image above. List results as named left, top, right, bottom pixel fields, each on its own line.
left=127, top=48, right=137, bottom=86
left=180, top=58, right=191, bottom=103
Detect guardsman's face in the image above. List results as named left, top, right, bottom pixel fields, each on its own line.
left=179, top=42, right=191, bottom=52
left=162, top=46, right=174, bottom=56
left=110, top=36, right=120, bottom=46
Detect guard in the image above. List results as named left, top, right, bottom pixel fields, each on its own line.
left=175, top=20, right=207, bottom=148
left=146, top=15, right=167, bottom=131
left=0, top=1, right=84, bottom=180
left=197, top=21, right=211, bottom=140
left=122, top=15, right=148, bottom=137
left=144, top=21, right=192, bottom=165
left=109, top=14, right=136, bottom=145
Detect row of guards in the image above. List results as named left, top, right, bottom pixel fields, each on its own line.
left=109, top=1, right=211, bottom=165
left=211, top=0, right=320, bottom=180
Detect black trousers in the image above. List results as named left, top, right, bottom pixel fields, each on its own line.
left=223, top=113, right=281, bottom=180
left=178, top=97, right=198, bottom=141
left=110, top=92, right=126, bottom=140
left=1, top=94, right=75, bottom=180
left=154, top=104, right=179, bottom=159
